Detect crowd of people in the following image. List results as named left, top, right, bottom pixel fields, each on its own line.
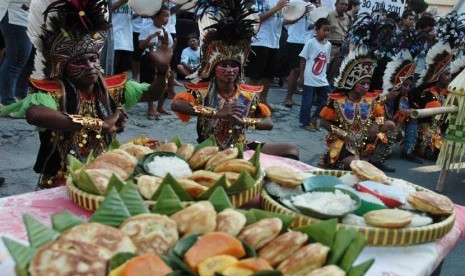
left=0, top=0, right=463, bottom=188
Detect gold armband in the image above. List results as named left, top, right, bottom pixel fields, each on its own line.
left=243, top=118, right=262, bottom=129
left=331, top=125, right=348, bottom=139
left=192, top=105, right=217, bottom=118
left=374, top=117, right=385, bottom=126
left=65, top=113, right=103, bottom=133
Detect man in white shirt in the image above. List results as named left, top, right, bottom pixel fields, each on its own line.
left=177, top=33, right=200, bottom=78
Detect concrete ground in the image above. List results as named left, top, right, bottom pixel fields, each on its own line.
left=0, top=80, right=464, bottom=275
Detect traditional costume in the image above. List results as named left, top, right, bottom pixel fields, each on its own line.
left=0, top=0, right=148, bottom=188
left=172, top=0, right=270, bottom=150
left=319, top=47, right=394, bottom=170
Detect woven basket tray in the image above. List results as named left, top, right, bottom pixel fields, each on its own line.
left=67, top=170, right=264, bottom=211
left=260, top=170, right=456, bottom=246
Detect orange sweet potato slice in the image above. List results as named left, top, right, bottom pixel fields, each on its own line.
left=184, top=232, right=246, bottom=272
left=236, top=257, right=273, bottom=272
left=123, top=253, right=172, bottom=276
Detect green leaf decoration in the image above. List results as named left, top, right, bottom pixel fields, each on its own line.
left=241, top=239, right=257, bottom=257
left=237, top=143, right=244, bottom=159
left=152, top=173, right=193, bottom=201
left=171, top=135, right=183, bottom=148
left=348, top=258, right=375, bottom=276
left=340, top=235, right=367, bottom=273
left=76, top=169, right=102, bottom=195
left=172, top=234, right=201, bottom=258
left=109, top=138, right=121, bottom=151
left=169, top=249, right=195, bottom=276
left=151, top=185, right=184, bottom=216
left=86, top=149, right=95, bottom=165
left=246, top=209, right=294, bottom=232
left=15, top=266, right=30, bottom=276
left=51, top=211, right=85, bottom=232
left=248, top=143, right=262, bottom=179
left=251, top=270, right=284, bottom=276
left=328, top=228, right=357, bottom=265
left=243, top=209, right=258, bottom=225
left=109, top=252, right=137, bottom=271
left=90, top=188, right=131, bottom=227
left=194, top=134, right=217, bottom=152
left=208, top=187, right=233, bottom=212
left=2, top=237, right=36, bottom=269
left=161, top=254, right=182, bottom=271
left=120, top=181, right=149, bottom=216
left=23, top=214, right=59, bottom=249
left=67, top=154, right=83, bottom=172
left=197, top=175, right=229, bottom=200
left=294, top=218, right=338, bottom=248
left=104, top=174, right=126, bottom=195
left=226, top=171, right=256, bottom=194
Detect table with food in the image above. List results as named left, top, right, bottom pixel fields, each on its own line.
left=0, top=137, right=464, bottom=276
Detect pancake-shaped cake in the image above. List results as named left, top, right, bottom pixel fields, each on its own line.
left=350, top=160, right=390, bottom=184
left=407, top=191, right=454, bottom=216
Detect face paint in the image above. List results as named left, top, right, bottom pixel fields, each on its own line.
left=65, top=53, right=101, bottom=85
left=215, top=64, right=239, bottom=77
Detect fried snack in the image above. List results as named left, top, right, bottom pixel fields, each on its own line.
left=171, top=201, right=217, bottom=236
left=120, top=143, right=153, bottom=160
left=29, top=241, right=108, bottom=276
left=216, top=208, right=247, bottom=236
left=198, top=255, right=239, bottom=276
left=177, top=178, right=209, bottom=198
left=277, top=242, right=330, bottom=276
left=111, top=149, right=139, bottom=165
left=350, top=160, right=390, bottom=184
left=59, top=223, right=136, bottom=255
left=364, top=209, right=413, bottom=228
left=177, top=144, right=195, bottom=160
left=137, top=175, right=163, bottom=199
left=221, top=266, right=254, bottom=276
left=80, top=169, right=117, bottom=193
left=258, top=231, right=308, bottom=266
left=188, top=170, right=225, bottom=187
left=205, top=147, right=239, bottom=170
left=407, top=191, right=454, bottom=216
left=214, top=159, right=256, bottom=176
left=51, top=240, right=112, bottom=260
left=265, top=166, right=304, bottom=188
left=236, top=258, right=273, bottom=272
left=93, top=150, right=137, bottom=174
left=83, top=160, right=129, bottom=180
left=308, top=264, right=346, bottom=276
left=155, top=142, right=179, bottom=153
left=188, top=146, right=220, bottom=170
left=224, top=172, right=240, bottom=185
left=119, top=214, right=179, bottom=255
left=238, top=218, right=282, bottom=250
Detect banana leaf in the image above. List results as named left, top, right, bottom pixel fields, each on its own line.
left=23, top=214, right=59, bottom=249
left=226, top=171, right=256, bottom=195
left=151, top=173, right=193, bottom=201
left=172, top=234, right=201, bottom=258
left=237, top=143, right=244, bottom=159
left=89, top=188, right=131, bottom=227
left=208, top=187, right=233, bottom=212
left=241, top=239, right=257, bottom=257
left=151, top=185, right=184, bottom=216
left=348, top=258, right=375, bottom=276
left=76, top=169, right=102, bottom=195
left=248, top=143, right=262, bottom=179
left=168, top=249, right=195, bottom=276
left=194, top=134, right=217, bottom=152
left=109, top=252, right=137, bottom=271
left=109, top=138, right=121, bottom=151
left=244, top=209, right=294, bottom=232
left=2, top=238, right=35, bottom=270
left=171, top=135, right=183, bottom=148
left=104, top=174, right=126, bottom=195
left=294, top=218, right=338, bottom=248
left=85, top=149, right=95, bottom=165
left=120, top=181, right=149, bottom=216
left=340, top=235, right=367, bottom=273
left=51, top=211, right=85, bottom=232
left=196, top=175, right=229, bottom=200
left=328, top=228, right=357, bottom=265
left=67, top=154, right=83, bottom=172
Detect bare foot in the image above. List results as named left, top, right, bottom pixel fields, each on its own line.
left=157, top=109, right=171, bottom=115
left=284, top=99, right=294, bottom=108
left=147, top=110, right=161, bottom=120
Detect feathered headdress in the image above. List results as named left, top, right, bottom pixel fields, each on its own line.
left=28, top=0, right=109, bottom=79
left=334, top=46, right=376, bottom=91
left=194, top=0, right=259, bottom=80
left=382, top=50, right=416, bottom=96
left=417, top=42, right=453, bottom=87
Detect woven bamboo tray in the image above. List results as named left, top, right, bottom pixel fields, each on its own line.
left=67, top=170, right=264, bottom=211
left=260, top=170, right=456, bottom=246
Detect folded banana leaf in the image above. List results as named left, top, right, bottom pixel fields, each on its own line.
left=104, top=174, right=126, bottom=195
left=226, top=171, right=256, bottom=195
left=348, top=258, right=375, bottom=276
left=2, top=238, right=35, bottom=273
left=171, top=135, right=183, bottom=148
left=24, top=214, right=59, bottom=249
left=151, top=173, right=193, bottom=201
left=76, top=169, right=102, bottom=195
left=196, top=175, right=229, bottom=200
left=328, top=228, right=357, bottom=265
left=340, top=235, right=367, bottom=272
left=89, top=188, right=131, bottom=227
left=109, top=138, right=121, bottom=151
left=151, top=185, right=184, bottom=216
left=248, top=143, right=262, bottom=179
left=208, top=187, right=233, bottom=212
left=51, top=211, right=85, bottom=232
left=244, top=209, right=295, bottom=233
left=294, top=218, right=338, bottom=248
left=194, top=134, right=217, bottom=152
left=109, top=252, right=137, bottom=271
left=120, top=181, right=149, bottom=216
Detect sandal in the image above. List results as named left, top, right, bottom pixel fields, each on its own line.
left=300, top=124, right=316, bottom=132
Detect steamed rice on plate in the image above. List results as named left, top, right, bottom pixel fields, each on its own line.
left=291, top=189, right=358, bottom=216
left=147, top=156, right=193, bottom=178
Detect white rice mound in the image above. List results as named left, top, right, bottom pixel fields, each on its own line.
left=266, top=182, right=303, bottom=197
left=292, top=189, right=357, bottom=216
left=407, top=213, right=433, bottom=228
left=342, top=214, right=367, bottom=226
left=147, top=156, right=193, bottom=178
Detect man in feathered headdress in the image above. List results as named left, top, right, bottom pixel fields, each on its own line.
left=0, top=0, right=149, bottom=188
left=171, top=0, right=298, bottom=159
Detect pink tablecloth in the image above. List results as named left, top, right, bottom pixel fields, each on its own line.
left=0, top=153, right=464, bottom=276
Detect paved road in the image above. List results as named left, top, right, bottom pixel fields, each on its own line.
left=0, top=81, right=464, bottom=275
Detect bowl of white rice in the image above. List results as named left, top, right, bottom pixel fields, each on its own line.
left=142, top=152, right=193, bottom=179
left=290, top=187, right=361, bottom=219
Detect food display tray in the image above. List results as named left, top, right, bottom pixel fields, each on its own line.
left=260, top=170, right=456, bottom=246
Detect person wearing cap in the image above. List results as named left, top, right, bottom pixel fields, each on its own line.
left=0, top=0, right=150, bottom=188
left=172, top=0, right=299, bottom=160
left=318, top=47, right=396, bottom=172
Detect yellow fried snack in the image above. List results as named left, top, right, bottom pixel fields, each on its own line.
left=137, top=175, right=163, bottom=199
left=214, top=159, right=256, bottom=176
left=407, top=191, right=454, bottom=216
left=350, top=160, right=390, bottom=184
left=171, top=201, right=217, bottom=236
left=155, top=142, right=179, bottom=153
left=308, top=264, right=346, bottom=276
left=265, top=166, right=304, bottom=188
left=83, top=159, right=129, bottom=180
left=205, top=147, right=239, bottom=170
left=119, top=143, right=153, bottom=160
left=216, top=208, right=247, bottom=237
left=177, top=178, right=209, bottom=198
left=188, top=146, right=219, bottom=169
left=188, top=170, right=225, bottom=187
left=258, top=231, right=308, bottom=266
left=176, top=144, right=196, bottom=160
left=198, top=255, right=239, bottom=276
left=238, top=218, right=282, bottom=250
left=364, top=209, right=413, bottom=228
left=277, top=243, right=330, bottom=276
